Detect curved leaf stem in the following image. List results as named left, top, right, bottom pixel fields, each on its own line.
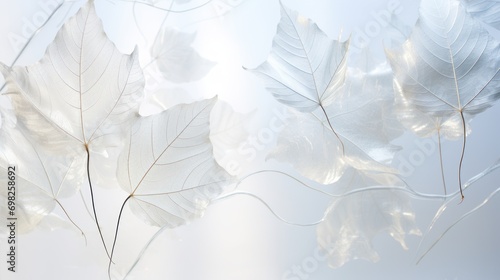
left=85, top=145, right=112, bottom=260
left=417, top=186, right=500, bottom=265
left=437, top=129, right=447, bottom=196
left=319, top=104, right=345, bottom=156
left=54, top=199, right=87, bottom=246
left=213, top=191, right=326, bottom=226
left=108, top=195, right=132, bottom=280
left=234, top=169, right=454, bottom=201
left=458, top=111, right=466, bottom=201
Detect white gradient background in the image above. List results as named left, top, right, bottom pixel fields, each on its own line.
left=0, top=0, right=499, bottom=279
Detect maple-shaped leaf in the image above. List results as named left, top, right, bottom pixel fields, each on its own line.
left=0, top=109, right=85, bottom=234
left=387, top=0, right=500, bottom=122
left=386, top=0, right=500, bottom=197
left=316, top=169, right=421, bottom=268
left=0, top=0, right=145, bottom=260
left=116, top=97, right=233, bottom=228
left=251, top=5, right=401, bottom=184
left=109, top=97, right=233, bottom=272
left=0, top=0, right=144, bottom=153
left=269, top=62, right=402, bottom=184
left=151, top=27, right=215, bottom=83
left=247, top=4, right=349, bottom=112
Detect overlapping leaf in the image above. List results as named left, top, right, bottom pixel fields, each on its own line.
left=325, top=63, right=403, bottom=171
left=269, top=108, right=345, bottom=184
left=117, top=97, right=232, bottom=228
left=0, top=109, right=84, bottom=233
left=387, top=0, right=500, bottom=127
left=386, top=0, right=500, bottom=197
left=252, top=5, right=401, bottom=184
left=461, top=0, right=500, bottom=29
left=151, top=28, right=215, bottom=83
left=317, top=169, right=421, bottom=268
left=0, top=0, right=144, bottom=152
left=268, top=62, right=402, bottom=184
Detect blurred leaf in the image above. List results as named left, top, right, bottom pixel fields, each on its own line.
left=151, top=28, right=215, bottom=83
left=0, top=109, right=85, bottom=234
left=461, top=0, right=500, bottom=29
left=317, top=170, right=421, bottom=268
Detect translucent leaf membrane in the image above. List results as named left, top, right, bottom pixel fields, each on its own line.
left=0, top=109, right=84, bottom=234
left=209, top=101, right=253, bottom=176
left=151, top=28, right=215, bottom=83
left=317, top=169, right=421, bottom=269
left=268, top=109, right=345, bottom=184
left=326, top=63, right=403, bottom=172
left=386, top=0, right=500, bottom=198
left=117, top=97, right=233, bottom=228
left=260, top=5, right=402, bottom=185
left=387, top=0, right=500, bottom=121
left=0, top=0, right=144, bottom=152
left=393, top=80, right=471, bottom=140
left=385, top=13, right=413, bottom=48
left=248, top=5, right=349, bottom=112
left=269, top=63, right=403, bottom=184
left=462, top=0, right=500, bottom=30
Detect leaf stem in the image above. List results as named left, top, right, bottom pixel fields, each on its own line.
left=458, top=111, right=466, bottom=201
left=108, top=195, right=132, bottom=280
left=319, top=104, right=345, bottom=156
left=437, top=128, right=447, bottom=196
left=85, top=145, right=113, bottom=260
left=55, top=199, right=87, bottom=246
left=214, top=191, right=325, bottom=226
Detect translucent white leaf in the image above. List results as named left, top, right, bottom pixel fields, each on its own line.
left=393, top=80, right=471, bottom=139
left=0, top=110, right=85, bottom=234
left=209, top=101, right=253, bottom=176
left=117, top=97, right=233, bottom=228
left=386, top=0, right=500, bottom=198
left=462, top=0, right=500, bottom=29
left=248, top=5, right=349, bottom=112
left=326, top=63, right=403, bottom=172
left=385, top=13, right=412, bottom=48
left=317, top=170, right=421, bottom=268
left=151, top=28, right=215, bottom=83
left=386, top=0, right=500, bottom=122
left=0, top=0, right=144, bottom=151
left=270, top=60, right=402, bottom=184
left=269, top=109, right=345, bottom=184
